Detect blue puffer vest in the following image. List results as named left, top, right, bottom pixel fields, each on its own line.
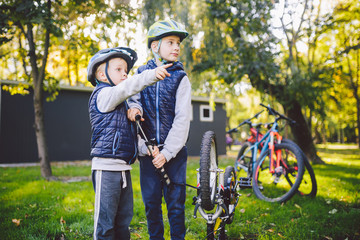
left=137, top=59, right=187, bottom=144
left=88, top=82, right=137, bottom=164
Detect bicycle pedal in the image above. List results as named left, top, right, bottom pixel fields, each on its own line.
left=238, top=177, right=252, bottom=189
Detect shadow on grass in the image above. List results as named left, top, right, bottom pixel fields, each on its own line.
left=314, top=163, right=360, bottom=183
left=317, top=145, right=360, bottom=156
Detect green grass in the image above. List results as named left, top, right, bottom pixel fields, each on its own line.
left=1, top=144, right=359, bottom=239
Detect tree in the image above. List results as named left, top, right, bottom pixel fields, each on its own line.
left=198, top=0, right=329, bottom=163
left=0, top=0, right=54, bottom=178
left=330, top=0, right=360, bottom=147
left=0, top=0, right=135, bottom=178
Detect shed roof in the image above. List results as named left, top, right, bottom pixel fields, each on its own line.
left=0, top=80, right=226, bottom=103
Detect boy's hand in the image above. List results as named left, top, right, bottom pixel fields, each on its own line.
left=127, top=108, right=143, bottom=121
left=152, top=153, right=166, bottom=169
left=148, top=146, right=159, bottom=158
left=155, top=63, right=172, bottom=80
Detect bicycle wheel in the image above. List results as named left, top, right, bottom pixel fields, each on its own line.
left=282, top=139, right=317, bottom=197
left=235, top=142, right=253, bottom=177
left=199, top=131, right=218, bottom=211
left=206, top=223, right=215, bottom=240
left=252, top=142, right=304, bottom=203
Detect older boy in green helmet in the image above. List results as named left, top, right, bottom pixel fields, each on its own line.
left=128, top=19, right=191, bottom=240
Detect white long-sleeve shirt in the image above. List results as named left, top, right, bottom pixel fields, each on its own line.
left=129, top=75, right=192, bottom=162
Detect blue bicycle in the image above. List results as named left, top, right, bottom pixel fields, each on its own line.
left=228, top=104, right=305, bottom=203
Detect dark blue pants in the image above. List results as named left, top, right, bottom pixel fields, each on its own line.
left=92, top=170, right=133, bottom=240
left=139, top=147, right=187, bottom=240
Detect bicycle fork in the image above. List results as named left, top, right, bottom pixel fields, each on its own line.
left=269, top=132, right=283, bottom=174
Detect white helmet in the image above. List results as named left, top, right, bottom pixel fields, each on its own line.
left=87, top=47, right=137, bottom=86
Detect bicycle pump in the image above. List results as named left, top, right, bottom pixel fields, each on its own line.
left=135, top=115, right=171, bottom=186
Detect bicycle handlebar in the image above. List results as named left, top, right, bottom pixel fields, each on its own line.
left=259, top=103, right=296, bottom=125
left=227, top=110, right=264, bottom=133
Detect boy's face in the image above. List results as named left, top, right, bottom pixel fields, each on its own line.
left=98, top=58, right=128, bottom=85
left=155, top=35, right=181, bottom=63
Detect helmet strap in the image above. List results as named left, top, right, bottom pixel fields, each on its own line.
left=105, top=61, right=116, bottom=86
left=152, top=39, right=168, bottom=65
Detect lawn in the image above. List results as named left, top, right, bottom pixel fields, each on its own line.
left=0, top=143, right=359, bottom=239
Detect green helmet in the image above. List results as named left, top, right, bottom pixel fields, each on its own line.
left=147, top=19, right=189, bottom=49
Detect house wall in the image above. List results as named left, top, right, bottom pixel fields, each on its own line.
left=0, top=88, right=91, bottom=163
left=187, top=102, right=227, bottom=157
left=0, top=86, right=226, bottom=163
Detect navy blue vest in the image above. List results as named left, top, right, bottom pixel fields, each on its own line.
left=88, top=83, right=137, bottom=164
left=137, top=59, right=187, bottom=144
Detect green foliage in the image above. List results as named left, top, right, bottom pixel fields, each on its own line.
left=0, top=144, right=359, bottom=239
left=1, top=83, right=29, bottom=95
left=0, top=0, right=137, bottom=88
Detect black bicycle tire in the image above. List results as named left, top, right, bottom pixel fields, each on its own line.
left=199, top=131, right=218, bottom=211
left=224, top=166, right=236, bottom=224
left=252, top=142, right=305, bottom=203
left=206, top=223, right=215, bottom=240
left=282, top=139, right=317, bottom=197
left=235, top=141, right=253, bottom=177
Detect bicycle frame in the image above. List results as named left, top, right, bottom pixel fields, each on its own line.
left=238, top=124, right=272, bottom=173
left=235, top=116, right=285, bottom=189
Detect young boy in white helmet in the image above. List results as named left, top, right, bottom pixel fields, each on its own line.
left=128, top=19, right=192, bottom=240
left=87, top=46, right=172, bottom=239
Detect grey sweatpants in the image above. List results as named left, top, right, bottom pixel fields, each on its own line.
left=92, top=170, right=133, bottom=240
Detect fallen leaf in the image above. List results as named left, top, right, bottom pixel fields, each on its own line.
left=294, top=203, right=301, bottom=209
left=134, top=233, right=141, bottom=238
left=267, top=228, right=274, bottom=232
left=240, top=208, right=245, bottom=213
left=278, top=233, right=285, bottom=238
left=246, top=193, right=252, bottom=197
left=60, top=216, right=66, bottom=224
left=324, top=236, right=333, bottom=240
left=12, top=218, right=21, bottom=226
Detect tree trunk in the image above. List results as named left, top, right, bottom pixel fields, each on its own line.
left=284, top=101, right=325, bottom=164
left=26, top=0, right=53, bottom=179
left=356, top=97, right=360, bottom=148
left=33, top=83, right=52, bottom=178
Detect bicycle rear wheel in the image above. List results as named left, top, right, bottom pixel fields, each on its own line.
left=199, top=131, right=218, bottom=211
left=235, top=142, right=253, bottom=177
left=252, top=142, right=304, bottom=203
left=282, top=139, right=317, bottom=197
